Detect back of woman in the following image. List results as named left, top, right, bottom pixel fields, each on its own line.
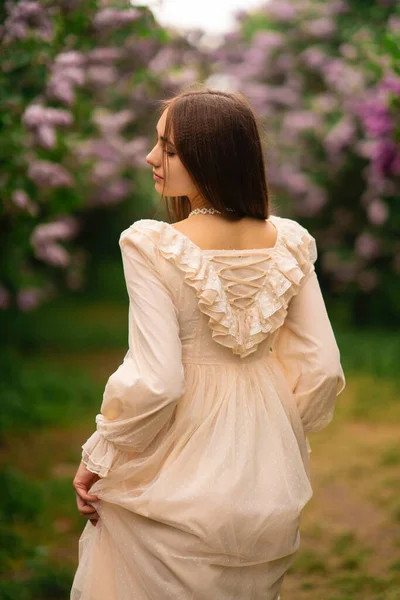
left=71, top=86, right=345, bottom=600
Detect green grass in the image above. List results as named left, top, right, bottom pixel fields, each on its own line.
left=335, top=327, right=400, bottom=381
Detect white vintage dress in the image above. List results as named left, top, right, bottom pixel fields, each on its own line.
left=70, top=214, right=345, bottom=600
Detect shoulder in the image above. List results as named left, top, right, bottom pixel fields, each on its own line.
left=119, top=218, right=164, bottom=246
left=118, top=219, right=167, bottom=273
left=119, top=218, right=165, bottom=253
left=271, top=214, right=318, bottom=265
left=271, top=214, right=312, bottom=236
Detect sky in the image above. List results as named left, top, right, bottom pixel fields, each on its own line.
left=142, top=0, right=266, bottom=39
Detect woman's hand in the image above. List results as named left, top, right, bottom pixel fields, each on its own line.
left=73, top=461, right=101, bottom=527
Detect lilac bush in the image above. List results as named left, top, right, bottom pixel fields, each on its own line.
left=0, top=0, right=205, bottom=313
left=208, top=0, right=400, bottom=324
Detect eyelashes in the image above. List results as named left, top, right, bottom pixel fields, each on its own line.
left=154, top=135, right=175, bottom=156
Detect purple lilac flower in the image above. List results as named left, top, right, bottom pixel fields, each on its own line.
left=301, top=186, right=328, bottom=216
left=299, top=47, right=328, bottom=70
left=128, top=38, right=159, bottom=66
left=284, top=169, right=310, bottom=195
left=47, top=59, right=85, bottom=106
left=34, top=244, right=70, bottom=267
left=313, top=93, right=338, bottom=113
left=47, top=78, right=75, bottom=105
left=93, top=179, right=131, bottom=206
left=58, top=66, right=85, bottom=87
left=381, top=74, right=400, bottom=96
left=22, top=105, right=71, bottom=149
left=367, top=198, right=388, bottom=225
left=324, top=59, right=365, bottom=94
left=28, top=161, right=74, bottom=187
left=35, top=125, right=56, bottom=149
left=16, top=287, right=42, bottom=311
left=93, top=109, right=134, bottom=136
left=78, top=139, right=120, bottom=163
left=365, top=167, right=396, bottom=197
left=265, top=85, right=299, bottom=108
left=2, top=0, right=53, bottom=43
left=12, top=189, right=38, bottom=216
left=148, top=47, right=180, bottom=74
left=31, top=217, right=79, bottom=246
left=241, top=82, right=273, bottom=114
left=275, top=54, right=295, bottom=72
left=125, top=136, right=150, bottom=168
left=372, top=140, right=398, bottom=177
left=87, top=47, right=123, bottom=64
left=388, top=15, right=400, bottom=33
left=91, top=161, right=119, bottom=182
left=391, top=154, right=400, bottom=175
left=283, top=110, right=321, bottom=134
left=164, top=68, right=198, bottom=89
left=93, top=8, right=141, bottom=32
left=324, top=117, right=356, bottom=155
left=339, top=44, right=358, bottom=60
left=357, top=97, right=393, bottom=137
left=303, top=18, right=336, bottom=38
left=23, top=105, right=73, bottom=128
left=330, top=0, right=350, bottom=15
left=237, top=47, right=267, bottom=80
left=86, top=66, right=117, bottom=87
left=223, top=31, right=242, bottom=44
left=355, top=232, right=381, bottom=259
left=356, top=139, right=377, bottom=160
left=55, top=51, right=85, bottom=68
left=253, top=31, right=284, bottom=51
left=264, top=1, right=298, bottom=22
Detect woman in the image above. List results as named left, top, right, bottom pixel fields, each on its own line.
left=71, top=86, right=345, bottom=599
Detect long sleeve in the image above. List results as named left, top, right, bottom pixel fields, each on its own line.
left=81, top=226, right=185, bottom=477
left=274, top=268, right=345, bottom=434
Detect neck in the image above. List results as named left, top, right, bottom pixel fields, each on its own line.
left=189, top=201, right=214, bottom=212
left=188, top=193, right=216, bottom=212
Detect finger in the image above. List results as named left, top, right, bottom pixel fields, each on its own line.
left=84, top=491, right=100, bottom=501
left=82, top=510, right=99, bottom=519
left=74, top=485, right=100, bottom=503
left=79, top=504, right=98, bottom=514
left=75, top=493, right=89, bottom=511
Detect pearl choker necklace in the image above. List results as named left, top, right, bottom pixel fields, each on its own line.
left=188, top=207, right=235, bottom=218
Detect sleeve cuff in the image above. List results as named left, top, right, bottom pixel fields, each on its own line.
left=81, top=430, right=116, bottom=478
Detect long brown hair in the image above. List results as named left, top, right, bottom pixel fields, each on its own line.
left=156, top=83, right=274, bottom=223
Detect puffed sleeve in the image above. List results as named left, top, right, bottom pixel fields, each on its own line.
left=274, top=268, right=346, bottom=434
left=81, top=225, right=185, bottom=477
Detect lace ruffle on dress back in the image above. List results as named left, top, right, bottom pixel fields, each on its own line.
left=71, top=214, right=345, bottom=600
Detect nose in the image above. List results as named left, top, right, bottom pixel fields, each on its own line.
left=146, top=145, right=160, bottom=168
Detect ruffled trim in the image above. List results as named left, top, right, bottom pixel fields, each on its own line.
left=81, top=429, right=115, bottom=478
left=128, top=216, right=317, bottom=358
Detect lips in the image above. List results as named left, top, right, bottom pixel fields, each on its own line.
left=153, top=172, right=163, bottom=179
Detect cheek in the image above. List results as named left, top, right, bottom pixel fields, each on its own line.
left=164, top=159, right=195, bottom=192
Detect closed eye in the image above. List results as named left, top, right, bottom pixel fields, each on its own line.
left=155, top=133, right=176, bottom=156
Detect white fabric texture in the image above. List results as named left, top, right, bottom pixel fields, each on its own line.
left=71, top=214, right=345, bottom=600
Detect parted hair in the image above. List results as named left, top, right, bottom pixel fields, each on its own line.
left=156, top=83, right=273, bottom=223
